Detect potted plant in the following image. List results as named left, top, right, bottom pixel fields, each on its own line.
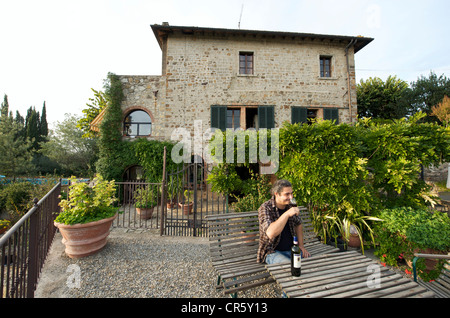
left=166, top=176, right=181, bottom=209
left=134, top=186, right=157, bottom=219
left=341, top=214, right=383, bottom=254
left=179, top=189, right=194, bottom=215
left=54, top=176, right=119, bottom=258
left=0, top=219, right=11, bottom=235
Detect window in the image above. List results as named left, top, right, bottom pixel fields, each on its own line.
left=239, top=52, right=254, bottom=75
left=227, top=109, right=241, bottom=129
left=123, top=110, right=152, bottom=136
left=211, top=105, right=274, bottom=131
left=307, top=109, right=318, bottom=124
left=292, top=107, right=339, bottom=124
left=123, top=165, right=144, bottom=181
left=320, top=56, right=332, bottom=78
left=323, top=108, right=339, bottom=124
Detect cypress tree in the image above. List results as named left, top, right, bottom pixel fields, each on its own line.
left=1, top=94, right=9, bottom=119
left=25, top=106, right=40, bottom=151
left=40, top=101, right=48, bottom=140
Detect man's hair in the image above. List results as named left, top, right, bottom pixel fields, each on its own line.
left=271, top=179, right=292, bottom=196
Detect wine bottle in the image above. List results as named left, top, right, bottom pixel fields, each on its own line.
left=291, top=236, right=301, bottom=277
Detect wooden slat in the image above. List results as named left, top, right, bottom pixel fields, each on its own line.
left=266, top=252, right=434, bottom=298
left=290, top=272, right=403, bottom=298
left=224, top=275, right=275, bottom=295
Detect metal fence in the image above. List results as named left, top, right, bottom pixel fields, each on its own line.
left=112, top=148, right=228, bottom=237
left=0, top=182, right=61, bottom=298
left=164, top=162, right=228, bottom=237
left=112, top=164, right=228, bottom=237
left=113, top=181, right=163, bottom=231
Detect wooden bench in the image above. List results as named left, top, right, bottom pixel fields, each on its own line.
left=413, top=253, right=450, bottom=298
left=206, top=209, right=340, bottom=297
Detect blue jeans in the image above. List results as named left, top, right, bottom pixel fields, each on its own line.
left=266, top=250, right=305, bottom=264
left=266, top=250, right=293, bottom=264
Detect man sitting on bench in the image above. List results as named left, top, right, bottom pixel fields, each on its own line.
left=257, top=179, right=311, bottom=264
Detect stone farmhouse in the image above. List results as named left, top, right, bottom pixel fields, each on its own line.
left=102, top=23, right=373, bottom=178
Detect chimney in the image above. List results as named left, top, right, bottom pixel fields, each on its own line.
left=162, top=22, right=169, bottom=26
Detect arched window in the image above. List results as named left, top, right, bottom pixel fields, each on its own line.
left=123, top=165, right=144, bottom=181
left=123, top=110, right=151, bottom=136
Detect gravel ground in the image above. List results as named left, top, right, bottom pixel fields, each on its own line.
left=35, top=228, right=281, bottom=298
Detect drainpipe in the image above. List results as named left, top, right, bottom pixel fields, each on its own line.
left=345, top=39, right=357, bottom=123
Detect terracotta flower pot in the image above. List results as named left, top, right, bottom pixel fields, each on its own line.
left=167, top=200, right=176, bottom=209
left=136, top=207, right=154, bottom=219
left=54, top=214, right=117, bottom=259
left=348, top=234, right=361, bottom=248
left=179, top=202, right=193, bottom=215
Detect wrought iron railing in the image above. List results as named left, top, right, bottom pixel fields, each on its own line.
left=0, top=182, right=61, bottom=298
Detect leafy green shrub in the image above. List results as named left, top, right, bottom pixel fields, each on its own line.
left=134, top=186, right=157, bottom=209
left=279, top=120, right=375, bottom=215
left=356, top=113, right=449, bottom=208
left=0, top=182, right=53, bottom=222
left=231, top=173, right=271, bottom=212
left=0, top=219, right=11, bottom=231
left=55, top=176, right=119, bottom=225
left=207, top=164, right=243, bottom=196
left=374, top=207, right=450, bottom=280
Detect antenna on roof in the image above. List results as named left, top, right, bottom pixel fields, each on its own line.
left=238, top=2, right=244, bottom=29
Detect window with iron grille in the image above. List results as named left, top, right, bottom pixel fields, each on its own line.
left=239, top=52, right=254, bottom=75
left=320, top=56, right=332, bottom=78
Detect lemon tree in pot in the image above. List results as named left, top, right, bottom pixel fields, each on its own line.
left=54, top=176, right=119, bottom=258
left=134, top=186, right=157, bottom=219
left=179, top=189, right=194, bottom=215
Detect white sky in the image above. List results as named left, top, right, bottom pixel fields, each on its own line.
left=1, top=0, right=449, bottom=128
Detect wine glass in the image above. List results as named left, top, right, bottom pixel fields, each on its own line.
left=290, top=197, right=297, bottom=206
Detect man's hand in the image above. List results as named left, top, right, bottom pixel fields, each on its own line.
left=285, top=206, right=300, bottom=217
left=300, top=246, right=311, bottom=258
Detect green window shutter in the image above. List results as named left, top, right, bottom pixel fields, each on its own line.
left=291, top=107, right=307, bottom=124
left=323, top=108, right=339, bottom=124
left=258, top=106, right=275, bottom=129
left=211, top=106, right=226, bottom=131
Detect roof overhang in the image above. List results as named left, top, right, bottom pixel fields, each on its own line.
left=151, top=24, right=373, bottom=53
left=89, top=107, right=107, bottom=133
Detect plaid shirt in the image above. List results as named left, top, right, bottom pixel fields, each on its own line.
left=257, top=196, right=302, bottom=263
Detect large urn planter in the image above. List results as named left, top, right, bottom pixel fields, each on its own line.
left=55, top=214, right=117, bottom=259
left=55, top=176, right=119, bottom=259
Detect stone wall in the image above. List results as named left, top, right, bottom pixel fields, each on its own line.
left=120, top=75, right=166, bottom=140
left=119, top=31, right=359, bottom=143
left=163, top=33, right=357, bottom=138
left=424, top=162, right=449, bottom=183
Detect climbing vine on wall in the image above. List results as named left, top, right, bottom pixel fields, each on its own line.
left=96, top=73, right=179, bottom=182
